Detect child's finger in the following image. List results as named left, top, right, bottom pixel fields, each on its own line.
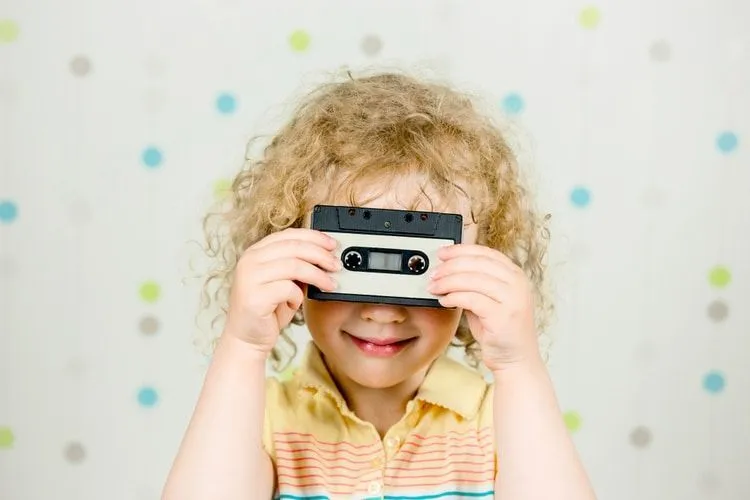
left=431, top=255, right=515, bottom=284
left=428, top=272, right=509, bottom=304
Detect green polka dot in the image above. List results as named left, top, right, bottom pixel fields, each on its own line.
left=289, top=30, right=310, bottom=52
left=708, top=266, right=731, bottom=288
left=0, top=20, right=20, bottom=43
left=579, top=6, right=601, bottom=29
left=0, top=427, right=14, bottom=448
left=279, top=365, right=298, bottom=382
left=139, top=281, right=161, bottom=303
left=213, top=178, right=232, bottom=200
left=563, top=411, right=582, bottom=432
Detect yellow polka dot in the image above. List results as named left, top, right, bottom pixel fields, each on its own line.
left=139, top=281, right=161, bottom=303
left=213, top=178, right=232, bottom=200
left=279, top=365, right=298, bottom=382
left=563, top=411, right=582, bottom=432
left=579, top=6, right=601, bottom=29
left=0, top=20, right=20, bottom=43
left=289, top=30, right=311, bottom=52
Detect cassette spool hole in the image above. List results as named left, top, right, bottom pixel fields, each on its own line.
left=407, top=255, right=427, bottom=273
left=343, top=250, right=363, bottom=269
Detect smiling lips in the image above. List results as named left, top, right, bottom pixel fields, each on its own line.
left=345, top=332, right=416, bottom=357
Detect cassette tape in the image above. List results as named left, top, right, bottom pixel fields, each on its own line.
left=307, top=204, right=463, bottom=308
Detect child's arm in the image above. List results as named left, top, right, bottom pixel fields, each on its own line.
left=492, top=360, right=597, bottom=500
left=162, top=228, right=339, bottom=500
left=161, top=334, right=275, bottom=500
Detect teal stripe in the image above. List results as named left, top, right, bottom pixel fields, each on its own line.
left=384, top=491, right=494, bottom=499
left=276, top=491, right=493, bottom=500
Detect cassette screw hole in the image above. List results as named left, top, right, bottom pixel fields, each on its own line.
left=384, top=221, right=391, bottom=228
left=420, top=213, right=428, bottom=221
left=363, top=211, right=371, bottom=220
left=348, top=208, right=356, bottom=216
left=404, top=213, right=413, bottom=222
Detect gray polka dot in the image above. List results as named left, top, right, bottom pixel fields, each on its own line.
left=143, top=88, right=166, bottom=112
left=64, top=442, right=86, bottom=463
left=649, top=40, right=671, bottom=62
left=697, top=471, right=720, bottom=494
left=361, top=35, right=383, bottom=57
left=139, top=315, right=160, bottom=335
left=707, top=300, right=729, bottom=322
left=629, top=426, right=652, bottom=448
left=70, top=56, right=92, bottom=77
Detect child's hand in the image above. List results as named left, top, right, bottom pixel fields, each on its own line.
left=428, top=244, right=540, bottom=372
left=223, top=228, right=340, bottom=354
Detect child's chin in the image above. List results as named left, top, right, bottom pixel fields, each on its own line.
left=341, top=360, right=420, bottom=389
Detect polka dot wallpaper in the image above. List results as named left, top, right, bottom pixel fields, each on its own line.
left=1, top=2, right=748, bottom=500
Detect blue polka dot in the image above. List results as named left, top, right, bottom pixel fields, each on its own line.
left=142, top=147, right=163, bottom=168
left=137, top=386, right=159, bottom=407
left=0, top=200, right=18, bottom=223
left=216, top=93, right=237, bottom=114
left=716, top=131, right=738, bottom=153
left=703, top=371, right=725, bottom=394
left=501, top=93, right=524, bottom=115
left=570, top=186, right=591, bottom=207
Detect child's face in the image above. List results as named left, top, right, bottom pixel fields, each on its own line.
left=302, top=175, right=478, bottom=390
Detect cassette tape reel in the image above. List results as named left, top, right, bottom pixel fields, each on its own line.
left=307, top=205, right=463, bottom=308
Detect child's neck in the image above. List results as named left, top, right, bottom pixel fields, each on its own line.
left=327, top=362, right=429, bottom=438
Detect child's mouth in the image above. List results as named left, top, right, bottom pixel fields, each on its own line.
left=344, top=332, right=417, bottom=357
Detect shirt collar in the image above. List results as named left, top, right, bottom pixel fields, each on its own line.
left=296, top=341, right=488, bottom=420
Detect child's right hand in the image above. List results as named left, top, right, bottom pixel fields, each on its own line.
left=223, top=228, right=340, bottom=354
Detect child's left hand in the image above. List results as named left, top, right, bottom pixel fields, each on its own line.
left=428, top=243, right=541, bottom=372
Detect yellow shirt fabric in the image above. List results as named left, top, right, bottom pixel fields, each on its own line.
left=263, top=341, right=496, bottom=499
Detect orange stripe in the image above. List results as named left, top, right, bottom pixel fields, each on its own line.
left=274, top=441, right=491, bottom=457
left=273, top=432, right=381, bottom=450
left=272, top=427, right=493, bottom=446
left=277, top=457, right=491, bottom=472
left=274, top=447, right=378, bottom=462
left=278, top=476, right=495, bottom=491
left=273, top=446, right=491, bottom=467
left=274, top=433, right=493, bottom=452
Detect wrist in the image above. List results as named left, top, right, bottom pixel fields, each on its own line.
left=216, top=331, right=272, bottom=364
left=489, top=354, right=547, bottom=380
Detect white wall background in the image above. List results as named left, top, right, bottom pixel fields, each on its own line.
left=1, top=1, right=748, bottom=499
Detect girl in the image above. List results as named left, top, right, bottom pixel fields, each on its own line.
left=162, top=71, right=596, bottom=499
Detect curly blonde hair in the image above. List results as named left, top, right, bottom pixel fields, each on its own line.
left=200, top=69, right=551, bottom=372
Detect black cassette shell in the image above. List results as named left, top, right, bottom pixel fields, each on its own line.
left=310, top=205, right=463, bottom=241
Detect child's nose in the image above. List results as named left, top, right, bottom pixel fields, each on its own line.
left=360, top=303, right=407, bottom=324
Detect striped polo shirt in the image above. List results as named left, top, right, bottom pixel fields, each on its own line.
left=263, top=341, right=496, bottom=499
